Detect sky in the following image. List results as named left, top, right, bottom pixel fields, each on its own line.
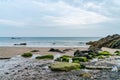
left=0, top=0, right=120, bottom=37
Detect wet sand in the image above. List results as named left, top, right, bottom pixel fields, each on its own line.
left=0, top=46, right=88, bottom=58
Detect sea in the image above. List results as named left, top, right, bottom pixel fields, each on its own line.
left=0, top=37, right=101, bottom=47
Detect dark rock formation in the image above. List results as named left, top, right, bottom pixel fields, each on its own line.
left=87, top=34, right=120, bottom=49
left=74, top=49, right=98, bottom=59
left=0, top=57, right=11, bottom=59
left=14, top=43, right=27, bottom=45
left=20, top=43, right=27, bottom=45
left=49, top=48, right=65, bottom=53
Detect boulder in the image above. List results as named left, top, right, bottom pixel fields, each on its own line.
left=49, top=62, right=80, bottom=71
left=73, top=47, right=101, bottom=59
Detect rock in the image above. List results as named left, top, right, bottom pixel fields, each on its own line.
left=0, top=57, right=11, bottom=59
left=74, top=50, right=88, bottom=58
left=74, top=50, right=97, bottom=59
left=85, top=66, right=112, bottom=70
left=73, top=47, right=101, bottom=59
left=20, top=43, right=27, bottom=45
left=31, top=50, right=40, bottom=52
left=49, top=62, right=80, bottom=71
left=5, top=72, right=9, bottom=75
left=14, top=43, right=27, bottom=45
left=87, top=34, right=120, bottom=49
left=49, top=48, right=65, bottom=53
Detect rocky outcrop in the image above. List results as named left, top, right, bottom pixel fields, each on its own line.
left=87, top=34, right=120, bottom=49
left=74, top=49, right=99, bottom=59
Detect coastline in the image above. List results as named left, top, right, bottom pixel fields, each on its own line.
left=0, top=46, right=120, bottom=58
left=0, top=46, right=88, bottom=58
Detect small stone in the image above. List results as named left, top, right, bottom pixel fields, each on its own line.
left=5, top=72, right=9, bottom=75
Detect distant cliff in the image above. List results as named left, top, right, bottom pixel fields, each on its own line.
left=87, top=34, right=120, bottom=49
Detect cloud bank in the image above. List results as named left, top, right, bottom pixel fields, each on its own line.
left=0, top=0, right=119, bottom=36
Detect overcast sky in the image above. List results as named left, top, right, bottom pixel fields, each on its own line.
left=0, top=0, right=120, bottom=37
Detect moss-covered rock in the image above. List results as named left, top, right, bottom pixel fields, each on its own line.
left=72, top=60, right=80, bottom=63
left=97, top=51, right=111, bottom=56
left=55, top=55, right=72, bottom=62
left=54, top=57, right=61, bottom=61
left=98, top=55, right=106, bottom=59
left=36, top=54, right=54, bottom=59
left=62, top=57, right=69, bottom=62
left=49, top=62, right=80, bottom=71
left=60, top=55, right=72, bottom=58
left=72, top=57, right=87, bottom=62
left=21, top=52, right=33, bottom=57
left=115, top=51, right=120, bottom=56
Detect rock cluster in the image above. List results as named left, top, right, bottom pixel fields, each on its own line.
left=74, top=49, right=99, bottom=59
left=87, top=34, right=120, bottom=49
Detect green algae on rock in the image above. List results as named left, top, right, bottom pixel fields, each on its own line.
left=21, top=52, right=33, bottom=57
left=49, top=62, right=80, bottom=71
left=36, top=54, right=54, bottom=59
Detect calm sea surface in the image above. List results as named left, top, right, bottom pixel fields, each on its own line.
left=0, top=37, right=101, bottom=47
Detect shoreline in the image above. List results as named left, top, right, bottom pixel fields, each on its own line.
left=0, top=46, right=120, bottom=58
left=0, top=46, right=88, bottom=58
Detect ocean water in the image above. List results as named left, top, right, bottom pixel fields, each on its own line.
left=0, top=37, right=101, bottom=47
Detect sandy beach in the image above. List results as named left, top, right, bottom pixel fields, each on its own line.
left=0, top=46, right=88, bottom=58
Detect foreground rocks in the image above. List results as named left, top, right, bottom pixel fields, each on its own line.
left=87, top=34, right=120, bottom=49
left=0, top=55, right=120, bottom=80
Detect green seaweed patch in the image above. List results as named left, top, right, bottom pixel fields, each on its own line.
left=62, top=57, right=69, bottom=62
left=97, top=51, right=111, bottom=56
left=36, top=54, right=54, bottom=59
left=54, top=57, right=61, bottom=62
left=55, top=55, right=72, bottom=62
left=98, top=55, right=106, bottom=59
left=114, top=51, right=120, bottom=56
left=72, top=57, right=88, bottom=62
left=72, top=60, right=80, bottom=63
left=60, top=55, right=72, bottom=58
left=21, top=52, right=33, bottom=57
left=49, top=62, right=80, bottom=71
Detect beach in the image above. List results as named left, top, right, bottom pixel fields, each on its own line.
left=0, top=46, right=120, bottom=58
left=0, top=46, right=120, bottom=80
left=0, top=35, right=120, bottom=80
left=0, top=46, right=88, bottom=58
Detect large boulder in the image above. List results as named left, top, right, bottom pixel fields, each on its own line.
left=87, top=34, right=120, bottom=49
left=49, top=62, right=80, bottom=71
